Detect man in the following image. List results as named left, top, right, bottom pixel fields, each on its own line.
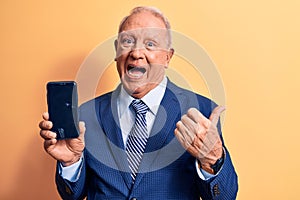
left=39, top=6, right=238, bottom=200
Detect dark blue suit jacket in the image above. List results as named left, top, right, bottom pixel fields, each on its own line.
left=56, top=80, right=238, bottom=200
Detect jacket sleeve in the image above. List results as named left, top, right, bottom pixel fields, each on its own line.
left=55, top=152, right=87, bottom=200
left=197, top=117, right=238, bottom=199
left=197, top=146, right=238, bottom=200
left=194, top=95, right=238, bottom=199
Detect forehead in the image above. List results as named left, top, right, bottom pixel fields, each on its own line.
left=120, top=11, right=167, bottom=32
left=119, top=27, right=168, bottom=39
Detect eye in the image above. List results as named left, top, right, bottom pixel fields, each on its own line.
left=147, top=41, right=154, bottom=46
left=145, top=41, right=157, bottom=49
left=124, top=38, right=133, bottom=44
left=121, top=37, right=135, bottom=47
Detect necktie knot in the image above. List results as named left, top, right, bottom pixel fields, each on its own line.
left=131, top=100, right=149, bottom=115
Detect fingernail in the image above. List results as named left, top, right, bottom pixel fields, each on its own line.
left=47, top=122, right=52, bottom=128
left=50, top=132, right=56, bottom=138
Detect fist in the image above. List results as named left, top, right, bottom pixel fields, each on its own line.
left=174, top=106, right=225, bottom=171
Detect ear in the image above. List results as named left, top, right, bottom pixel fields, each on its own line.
left=114, top=39, right=118, bottom=61
left=164, top=48, right=174, bottom=68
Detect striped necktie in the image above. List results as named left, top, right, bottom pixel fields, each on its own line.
left=126, top=100, right=149, bottom=182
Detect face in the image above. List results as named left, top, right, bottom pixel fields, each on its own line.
left=115, top=11, right=174, bottom=99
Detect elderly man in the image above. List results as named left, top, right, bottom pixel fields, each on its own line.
left=39, top=6, right=238, bottom=200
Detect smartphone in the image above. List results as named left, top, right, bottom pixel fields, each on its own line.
left=46, top=81, right=79, bottom=139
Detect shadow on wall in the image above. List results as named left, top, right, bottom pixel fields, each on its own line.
left=2, top=135, right=61, bottom=200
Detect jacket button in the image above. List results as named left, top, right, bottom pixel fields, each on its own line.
left=213, top=184, right=220, bottom=196
left=65, top=185, right=72, bottom=195
left=131, top=198, right=137, bottom=200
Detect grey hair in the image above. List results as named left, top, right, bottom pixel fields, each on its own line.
left=118, top=6, right=172, bottom=48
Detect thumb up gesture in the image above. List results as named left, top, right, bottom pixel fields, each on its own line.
left=175, top=106, right=225, bottom=173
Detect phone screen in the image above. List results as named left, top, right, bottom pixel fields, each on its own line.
left=47, top=81, right=79, bottom=139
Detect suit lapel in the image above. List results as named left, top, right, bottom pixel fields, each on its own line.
left=99, top=88, right=132, bottom=189
left=147, top=86, right=180, bottom=151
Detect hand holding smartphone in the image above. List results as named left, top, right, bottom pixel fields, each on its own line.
left=47, top=81, right=79, bottom=139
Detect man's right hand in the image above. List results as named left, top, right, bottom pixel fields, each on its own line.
left=39, top=112, right=86, bottom=166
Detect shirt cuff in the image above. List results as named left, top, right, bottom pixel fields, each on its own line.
left=58, top=155, right=84, bottom=182
left=195, top=160, right=216, bottom=180
left=195, top=148, right=226, bottom=180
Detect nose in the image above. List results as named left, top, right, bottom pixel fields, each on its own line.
left=130, top=49, right=144, bottom=60
left=129, top=45, right=145, bottom=60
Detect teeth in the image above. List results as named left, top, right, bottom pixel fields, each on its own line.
left=128, top=65, right=146, bottom=78
left=128, top=68, right=144, bottom=78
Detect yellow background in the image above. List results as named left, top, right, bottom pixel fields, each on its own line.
left=1, top=0, right=299, bottom=199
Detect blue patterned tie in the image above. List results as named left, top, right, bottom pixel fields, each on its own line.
left=126, top=100, right=149, bottom=182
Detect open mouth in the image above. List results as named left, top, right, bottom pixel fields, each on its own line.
left=127, top=65, right=146, bottom=78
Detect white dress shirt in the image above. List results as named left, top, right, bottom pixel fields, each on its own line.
left=118, top=77, right=167, bottom=145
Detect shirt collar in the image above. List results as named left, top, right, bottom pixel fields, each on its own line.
left=119, top=76, right=167, bottom=117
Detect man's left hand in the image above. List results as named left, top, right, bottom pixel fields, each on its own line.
left=174, top=106, right=225, bottom=173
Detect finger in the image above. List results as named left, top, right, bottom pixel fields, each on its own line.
left=181, top=114, right=208, bottom=144
left=42, top=112, right=49, bottom=120
left=209, top=106, right=226, bottom=126
left=174, top=128, right=190, bottom=149
left=180, top=114, right=198, bottom=137
left=44, top=138, right=57, bottom=151
left=78, top=121, right=86, bottom=140
left=186, top=108, right=210, bottom=128
left=40, top=129, right=57, bottom=140
left=39, top=120, right=53, bottom=130
left=176, top=121, right=194, bottom=145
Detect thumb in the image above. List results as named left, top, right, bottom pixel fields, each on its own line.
left=78, top=121, right=86, bottom=141
left=209, top=106, right=226, bottom=126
